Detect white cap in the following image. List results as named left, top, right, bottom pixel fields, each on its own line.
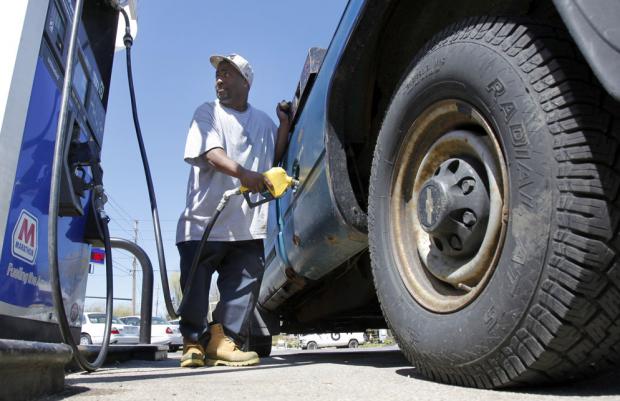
left=210, top=53, right=254, bottom=87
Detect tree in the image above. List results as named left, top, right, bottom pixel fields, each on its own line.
left=170, top=272, right=182, bottom=307
left=114, top=304, right=133, bottom=317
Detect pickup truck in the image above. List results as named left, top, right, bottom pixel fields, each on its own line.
left=251, top=0, right=620, bottom=389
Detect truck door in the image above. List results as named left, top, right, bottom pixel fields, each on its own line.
left=277, top=12, right=367, bottom=280
left=259, top=0, right=368, bottom=311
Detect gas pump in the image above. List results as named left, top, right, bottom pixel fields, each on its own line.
left=0, top=0, right=118, bottom=342
left=0, top=0, right=123, bottom=396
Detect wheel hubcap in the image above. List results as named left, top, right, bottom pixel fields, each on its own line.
left=389, top=99, right=508, bottom=313
left=417, top=157, right=490, bottom=259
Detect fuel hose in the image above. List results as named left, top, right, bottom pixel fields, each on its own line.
left=116, top=7, right=206, bottom=320
left=49, top=0, right=114, bottom=372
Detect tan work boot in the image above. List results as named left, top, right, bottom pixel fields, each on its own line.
left=205, top=323, right=259, bottom=366
left=180, top=338, right=205, bottom=368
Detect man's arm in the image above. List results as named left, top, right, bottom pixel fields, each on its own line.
left=274, top=104, right=291, bottom=165
left=205, top=148, right=266, bottom=193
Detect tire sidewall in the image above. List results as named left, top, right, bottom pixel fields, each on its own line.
left=370, top=34, right=554, bottom=366
left=80, top=334, right=92, bottom=345
left=249, top=335, right=273, bottom=357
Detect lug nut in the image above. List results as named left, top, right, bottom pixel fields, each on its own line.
left=462, top=211, right=477, bottom=227
left=449, top=235, right=462, bottom=251
left=461, top=179, right=475, bottom=195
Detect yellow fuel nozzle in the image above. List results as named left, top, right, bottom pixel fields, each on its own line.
left=239, top=167, right=298, bottom=208
left=263, top=167, right=296, bottom=198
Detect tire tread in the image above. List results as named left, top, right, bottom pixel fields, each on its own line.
left=369, top=15, right=620, bottom=388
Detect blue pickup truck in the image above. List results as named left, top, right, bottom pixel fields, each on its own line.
left=252, top=0, right=620, bottom=388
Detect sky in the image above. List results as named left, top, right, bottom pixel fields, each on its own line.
left=85, top=0, right=349, bottom=317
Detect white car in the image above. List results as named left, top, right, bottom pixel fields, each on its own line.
left=299, top=332, right=366, bottom=350
left=120, top=315, right=182, bottom=352
left=80, top=312, right=139, bottom=345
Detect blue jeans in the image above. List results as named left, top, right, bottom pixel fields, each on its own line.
left=177, top=240, right=265, bottom=344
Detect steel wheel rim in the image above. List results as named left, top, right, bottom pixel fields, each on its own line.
left=389, top=99, right=508, bottom=313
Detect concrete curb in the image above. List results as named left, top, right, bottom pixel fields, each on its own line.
left=0, top=339, right=72, bottom=401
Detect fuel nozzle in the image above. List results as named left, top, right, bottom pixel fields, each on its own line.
left=262, top=166, right=299, bottom=198
left=240, top=167, right=299, bottom=208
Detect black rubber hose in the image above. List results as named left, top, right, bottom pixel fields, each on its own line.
left=117, top=8, right=238, bottom=321
left=177, top=208, right=223, bottom=315
left=49, top=0, right=114, bottom=371
left=117, top=8, right=178, bottom=319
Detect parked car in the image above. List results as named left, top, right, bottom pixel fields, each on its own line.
left=167, top=319, right=183, bottom=353
left=80, top=312, right=139, bottom=345
left=249, top=0, right=620, bottom=388
left=120, top=316, right=182, bottom=352
left=299, top=333, right=366, bottom=350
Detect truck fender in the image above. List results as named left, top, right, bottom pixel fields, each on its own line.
left=553, top=0, right=620, bottom=100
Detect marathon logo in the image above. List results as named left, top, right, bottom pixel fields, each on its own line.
left=11, top=209, right=38, bottom=265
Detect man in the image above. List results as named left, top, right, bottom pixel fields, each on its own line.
left=175, top=53, right=290, bottom=368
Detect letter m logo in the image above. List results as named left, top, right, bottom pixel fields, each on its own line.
left=18, top=218, right=35, bottom=246
left=11, top=209, right=38, bottom=265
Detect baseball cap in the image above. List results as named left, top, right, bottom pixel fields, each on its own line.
left=210, top=53, right=254, bottom=87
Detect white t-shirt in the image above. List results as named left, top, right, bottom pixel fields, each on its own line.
left=176, top=100, right=277, bottom=243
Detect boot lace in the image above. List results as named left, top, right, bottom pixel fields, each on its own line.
left=224, top=336, right=240, bottom=351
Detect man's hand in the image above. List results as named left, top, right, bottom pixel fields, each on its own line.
left=276, top=101, right=291, bottom=125
left=274, top=101, right=292, bottom=165
left=240, top=168, right=267, bottom=193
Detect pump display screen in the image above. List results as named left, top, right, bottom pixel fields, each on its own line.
left=73, top=58, right=89, bottom=105
left=46, top=1, right=66, bottom=53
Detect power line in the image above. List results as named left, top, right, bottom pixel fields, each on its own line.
left=106, top=205, right=134, bottom=226
left=108, top=219, right=135, bottom=239
left=89, top=273, right=132, bottom=277
left=138, top=228, right=178, bottom=233
left=107, top=194, right=137, bottom=222
left=137, top=236, right=177, bottom=242
left=107, top=212, right=136, bottom=233
left=92, top=261, right=131, bottom=274
left=114, top=261, right=132, bottom=274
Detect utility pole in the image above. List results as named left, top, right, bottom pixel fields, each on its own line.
left=132, top=220, right=138, bottom=315
left=155, top=280, right=160, bottom=318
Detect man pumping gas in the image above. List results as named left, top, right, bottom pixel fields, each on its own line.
left=175, top=53, right=291, bottom=368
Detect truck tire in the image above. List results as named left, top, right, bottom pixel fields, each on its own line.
left=248, top=335, right=272, bottom=357
left=368, top=17, right=620, bottom=388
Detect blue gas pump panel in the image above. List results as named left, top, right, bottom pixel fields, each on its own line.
left=0, top=0, right=111, bottom=332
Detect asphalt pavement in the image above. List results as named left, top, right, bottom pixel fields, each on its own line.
left=43, top=346, right=620, bottom=401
